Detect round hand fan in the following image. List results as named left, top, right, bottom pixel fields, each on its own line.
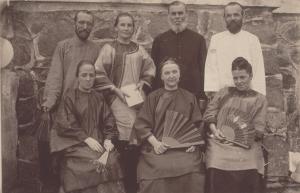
left=219, top=114, right=255, bottom=149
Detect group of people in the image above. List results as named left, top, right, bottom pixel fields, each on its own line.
left=41, top=1, right=267, bottom=193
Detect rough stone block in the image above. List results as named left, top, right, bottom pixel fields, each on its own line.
left=266, top=76, right=284, bottom=110
left=16, top=160, right=41, bottom=193
left=276, top=43, right=296, bottom=89
left=266, top=110, right=287, bottom=133
left=15, top=69, right=37, bottom=134
left=147, top=11, right=169, bottom=38
left=264, top=135, right=289, bottom=177
left=287, top=108, right=300, bottom=152
left=10, top=37, right=31, bottom=67
left=199, top=10, right=225, bottom=40
left=243, top=9, right=276, bottom=41
left=283, top=89, right=297, bottom=114
left=1, top=70, right=19, bottom=193
left=18, top=134, right=39, bottom=162
left=263, top=49, right=281, bottom=75
left=288, top=131, right=300, bottom=152
left=38, top=13, right=74, bottom=57
left=288, top=45, right=300, bottom=65
left=245, top=23, right=277, bottom=45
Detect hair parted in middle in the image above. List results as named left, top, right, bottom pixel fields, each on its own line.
left=159, top=57, right=182, bottom=74
left=231, top=57, right=253, bottom=75
left=114, top=12, right=135, bottom=28
left=75, top=60, right=95, bottom=77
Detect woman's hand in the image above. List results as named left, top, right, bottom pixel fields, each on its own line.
left=104, top=139, right=114, bottom=152
left=186, top=145, right=196, bottom=153
left=209, top=123, right=225, bottom=141
left=153, top=141, right=170, bottom=154
left=42, top=106, right=50, bottom=113
left=211, top=129, right=226, bottom=141
left=84, top=137, right=103, bottom=152
left=147, top=135, right=170, bottom=155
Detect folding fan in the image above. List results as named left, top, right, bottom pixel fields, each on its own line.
left=162, top=110, right=204, bottom=148
left=219, top=114, right=255, bottom=149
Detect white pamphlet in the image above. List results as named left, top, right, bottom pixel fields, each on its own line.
left=120, top=84, right=144, bottom=107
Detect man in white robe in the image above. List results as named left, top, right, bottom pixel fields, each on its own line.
left=204, top=2, right=266, bottom=97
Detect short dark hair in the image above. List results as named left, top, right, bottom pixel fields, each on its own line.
left=168, top=1, right=186, bottom=13
left=224, top=2, right=244, bottom=16
left=159, top=57, right=181, bottom=75
left=231, top=57, right=252, bottom=75
left=74, top=10, right=94, bottom=23
left=76, top=60, right=95, bottom=77
left=114, top=12, right=135, bottom=28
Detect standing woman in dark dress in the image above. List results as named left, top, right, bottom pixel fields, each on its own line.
left=50, top=61, right=125, bottom=193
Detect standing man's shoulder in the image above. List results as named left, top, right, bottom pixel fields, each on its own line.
left=153, top=30, right=173, bottom=41
left=185, top=28, right=205, bottom=40
left=210, top=30, right=229, bottom=40
left=241, top=30, right=260, bottom=41
left=87, top=39, right=100, bottom=47
left=56, top=37, right=74, bottom=48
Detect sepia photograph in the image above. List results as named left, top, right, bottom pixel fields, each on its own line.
left=1, top=0, right=300, bottom=193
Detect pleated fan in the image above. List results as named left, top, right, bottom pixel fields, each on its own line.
left=219, top=113, right=256, bottom=149
left=162, top=110, right=204, bottom=148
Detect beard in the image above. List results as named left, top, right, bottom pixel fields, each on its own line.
left=168, top=19, right=188, bottom=33
left=226, top=19, right=243, bottom=34
left=75, top=28, right=91, bottom=41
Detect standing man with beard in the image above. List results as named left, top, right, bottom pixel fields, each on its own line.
left=40, top=10, right=99, bottom=190
left=151, top=1, right=207, bottom=105
left=43, top=10, right=99, bottom=112
left=204, top=2, right=266, bottom=98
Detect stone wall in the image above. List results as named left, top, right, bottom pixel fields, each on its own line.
left=1, top=70, right=19, bottom=193
left=1, top=0, right=300, bottom=192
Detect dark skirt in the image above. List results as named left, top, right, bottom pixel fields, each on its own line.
left=60, top=145, right=123, bottom=192
left=59, top=181, right=125, bottom=193
left=206, top=168, right=265, bottom=193
left=138, top=172, right=205, bottom=193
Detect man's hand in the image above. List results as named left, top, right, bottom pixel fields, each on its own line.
left=104, top=139, right=114, bottom=152
left=84, top=137, right=103, bottom=152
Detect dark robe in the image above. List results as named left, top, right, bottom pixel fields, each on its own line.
left=151, top=29, right=207, bottom=99
left=134, top=88, right=205, bottom=193
left=50, top=88, right=123, bottom=193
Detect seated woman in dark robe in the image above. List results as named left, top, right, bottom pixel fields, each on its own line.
left=50, top=60, right=125, bottom=193
left=133, top=58, right=205, bottom=193
left=203, top=57, right=268, bottom=193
